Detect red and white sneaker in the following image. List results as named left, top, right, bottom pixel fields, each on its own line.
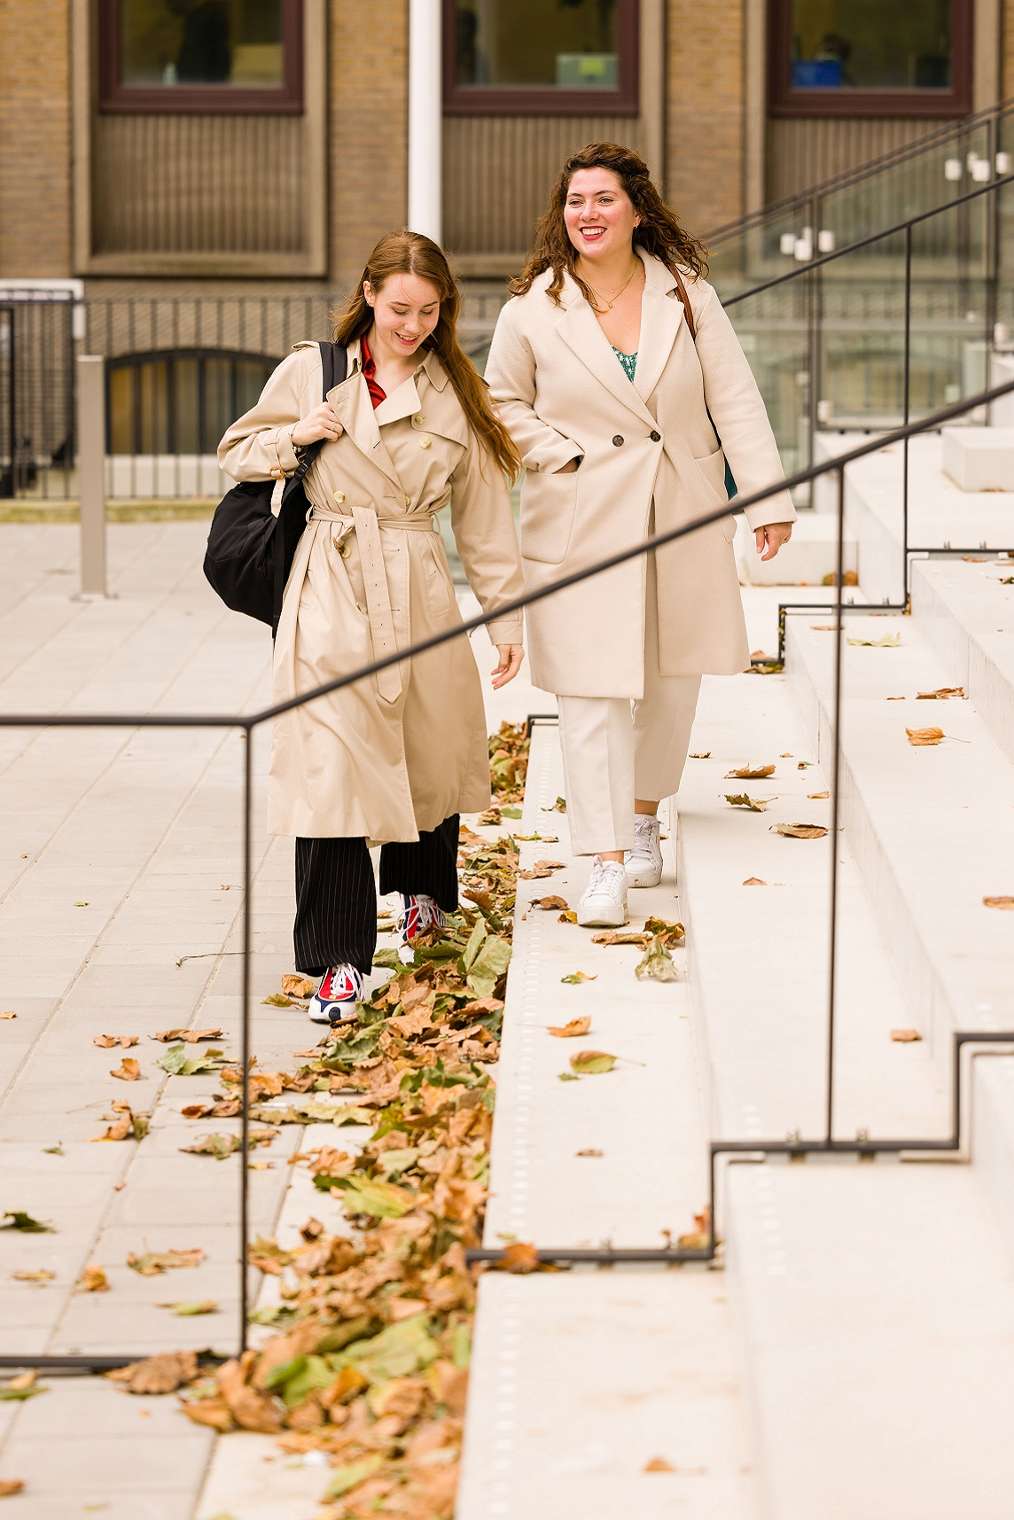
left=398, top=893, right=445, bottom=955
left=308, top=964, right=364, bottom=1025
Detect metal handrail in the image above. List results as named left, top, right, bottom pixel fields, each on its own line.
left=706, top=95, right=1014, bottom=246
left=3, top=365, right=1014, bottom=1367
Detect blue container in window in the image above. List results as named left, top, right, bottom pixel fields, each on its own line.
left=792, top=59, right=843, bottom=88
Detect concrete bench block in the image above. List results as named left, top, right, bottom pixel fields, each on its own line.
left=941, top=426, right=1014, bottom=491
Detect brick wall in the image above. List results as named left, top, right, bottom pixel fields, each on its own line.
left=330, top=0, right=409, bottom=291
left=665, top=0, right=745, bottom=241
left=0, top=0, right=72, bottom=277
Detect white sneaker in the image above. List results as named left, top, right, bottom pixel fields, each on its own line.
left=307, top=964, right=364, bottom=1025
left=625, top=814, right=662, bottom=888
left=577, top=858, right=629, bottom=928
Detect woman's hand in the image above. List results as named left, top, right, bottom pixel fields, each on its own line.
left=755, top=522, right=794, bottom=561
left=491, top=644, right=524, bottom=689
left=292, top=403, right=342, bottom=448
left=554, top=458, right=580, bottom=473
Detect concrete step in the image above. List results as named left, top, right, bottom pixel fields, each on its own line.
left=784, top=611, right=1014, bottom=1267
left=910, top=556, right=1014, bottom=764
left=733, top=511, right=857, bottom=587
left=679, top=638, right=1014, bottom=1518
left=942, top=425, right=1014, bottom=490
left=459, top=717, right=759, bottom=1518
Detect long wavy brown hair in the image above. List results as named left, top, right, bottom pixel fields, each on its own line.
left=331, top=231, right=520, bottom=480
left=511, top=142, right=709, bottom=308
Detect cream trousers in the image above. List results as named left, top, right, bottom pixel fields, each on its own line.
left=557, top=554, right=702, bottom=856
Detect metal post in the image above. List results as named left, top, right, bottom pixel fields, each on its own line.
left=408, top=0, right=442, bottom=241
left=76, top=354, right=107, bottom=598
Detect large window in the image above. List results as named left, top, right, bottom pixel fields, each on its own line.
left=106, top=350, right=274, bottom=454
left=443, top=0, right=639, bottom=115
left=99, top=0, right=303, bottom=113
left=769, top=0, right=972, bottom=118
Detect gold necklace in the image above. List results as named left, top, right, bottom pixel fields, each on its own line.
left=584, top=259, right=641, bottom=312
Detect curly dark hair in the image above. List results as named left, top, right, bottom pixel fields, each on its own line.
left=510, top=142, right=709, bottom=308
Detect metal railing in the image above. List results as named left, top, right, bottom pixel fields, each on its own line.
left=2, top=366, right=1013, bottom=1368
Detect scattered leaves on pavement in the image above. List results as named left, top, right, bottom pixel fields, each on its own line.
left=1, top=1212, right=53, bottom=1234
left=127, top=1248, right=204, bottom=1277
left=771, top=823, right=828, bottom=839
left=560, top=971, right=596, bottom=984
left=531, top=895, right=568, bottom=911
left=518, top=859, right=565, bottom=880
left=569, top=1050, right=617, bottom=1075
left=180, top=1131, right=276, bottom=1161
left=905, top=726, right=945, bottom=746
left=725, top=763, right=775, bottom=779
left=917, top=687, right=965, bottom=700
left=75, top=1265, right=110, bottom=1293
left=281, top=974, right=316, bottom=1000
left=547, top=1018, right=591, bottom=1038
left=891, top=1028, right=923, bottom=1043
left=92, top=1101, right=149, bottom=1142
left=93, top=1034, right=138, bottom=1049
left=725, top=792, right=771, bottom=812
left=157, top=1043, right=229, bottom=1076
left=110, top=1057, right=141, bottom=1082
left=488, top=719, right=528, bottom=802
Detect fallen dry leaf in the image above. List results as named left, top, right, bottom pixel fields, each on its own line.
left=518, top=859, right=565, bottom=880
left=916, top=687, right=966, bottom=700
left=75, top=1265, right=110, bottom=1293
left=688, top=751, right=711, bottom=759
left=822, top=570, right=859, bottom=586
left=891, top=1028, right=923, bottom=1043
left=591, top=930, right=650, bottom=947
left=742, top=877, right=768, bottom=886
left=261, top=993, right=295, bottom=1008
left=11, top=1269, right=55, bottom=1285
left=725, top=792, right=771, bottom=812
left=0, top=1481, right=25, bottom=1498
left=725, top=764, right=775, bottom=780
left=807, top=790, right=830, bottom=800
left=558, top=909, right=578, bottom=924
left=905, top=726, right=945, bottom=746
left=547, top=1017, right=591, bottom=1039
left=569, top=1049, right=617, bottom=1075
left=847, top=633, right=901, bottom=648
left=158, top=1300, right=218, bottom=1316
left=499, top=1242, right=540, bottom=1274
left=676, top=1206, right=712, bottom=1251
left=635, top=936, right=679, bottom=983
left=771, top=823, right=828, bottom=840
left=93, top=1034, right=138, bottom=1049
left=560, top=970, right=596, bottom=984
left=0, top=1012, right=15, bottom=1021
left=576, top=1147, right=604, bottom=1158
left=531, top=895, right=568, bottom=911
left=218, top=1357, right=284, bottom=1432
left=151, top=1027, right=224, bottom=1044
left=110, top=1057, right=141, bottom=1082
left=92, top=1101, right=149, bottom=1143
left=127, top=1248, right=204, bottom=1277
left=983, top=896, right=1014, bottom=910
left=280, top=975, right=316, bottom=1000
left=108, top=1351, right=198, bottom=1395
left=644, top=1457, right=676, bottom=1473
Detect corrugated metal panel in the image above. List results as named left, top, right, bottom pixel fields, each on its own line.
left=766, top=117, right=954, bottom=202
left=443, top=116, right=644, bottom=255
left=93, top=114, right=305, bottom=256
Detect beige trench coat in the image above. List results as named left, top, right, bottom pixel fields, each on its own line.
left=217, top=340, right=524, bottom=842
left=484, top=250, right=796, bottom=698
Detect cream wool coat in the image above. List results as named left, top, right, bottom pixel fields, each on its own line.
left=217, top=340, right=524, bottom=842
left=484, top=250, right=796, bottom=698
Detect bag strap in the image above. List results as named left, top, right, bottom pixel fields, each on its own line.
left=672, top=268, right=697, bottom=342
left=318, top=339, right=348, bottom=398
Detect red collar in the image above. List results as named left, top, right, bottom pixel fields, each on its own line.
left=360, top=334, right=386, bottom=409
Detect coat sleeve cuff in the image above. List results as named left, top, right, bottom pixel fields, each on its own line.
left=530, top=438, right=583, bottom=475
left=741, top=492, right=797, bottom=532
left=485, top=615, right=524, bottom=647
left=274, top=425, right=301, bottom=477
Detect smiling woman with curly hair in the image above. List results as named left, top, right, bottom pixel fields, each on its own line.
left=486, top=142, right=796, bottom=929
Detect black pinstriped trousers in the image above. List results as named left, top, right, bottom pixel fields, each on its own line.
left=293, top=815, right=460, bottom=977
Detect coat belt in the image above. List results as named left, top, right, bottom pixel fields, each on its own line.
left=309, top=505, right=438, bottom=702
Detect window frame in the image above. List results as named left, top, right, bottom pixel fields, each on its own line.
left=767, top=0, right=973, bottom=119
left=98, top=0, right=304, bottom=115
left=442, top=0, right=640, bottom=117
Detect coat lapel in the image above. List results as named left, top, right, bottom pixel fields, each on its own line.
left=555, top=274, right=654, bottom=427
left=326, top=344, right=403, bottom=494
left=632, top=253, right=685, bottom=405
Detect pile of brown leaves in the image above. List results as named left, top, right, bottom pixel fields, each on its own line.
left=114, top=733, right=530, bottom=1519
left=487, top=719, right=529, bottom=804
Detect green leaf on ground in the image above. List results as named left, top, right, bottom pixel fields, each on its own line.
left=333, top=1176, right=415, bottom=1219
left=324, top=1455, right=384, bottom=1501
left=158, top=1300, right=218, bottom=1316
left=635, top=935, right=680, bottom=984
left=157, top=1044, right=228, bottom=1077
left=569, top=1050, right=617, bottom=1075
left=1, top=1212, right=54, bottom=1233
left=560, top=970, right=596, bottom=984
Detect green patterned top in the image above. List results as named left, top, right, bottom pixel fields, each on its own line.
left=611, top=346, right=637, bottom=382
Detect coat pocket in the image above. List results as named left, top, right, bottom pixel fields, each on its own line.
left=692, top=445, right=736, bottom=541
left=519, top=467, right=579, bottom=565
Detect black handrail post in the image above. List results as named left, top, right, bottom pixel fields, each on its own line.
left=985, top=113, right=1000, bottom=428
left=238, top=722, right=253, bottom=1355
left=825, top=462, right=847, bottom=1145
left=806, top=191, right=820, bottom=497
left=903, top=222, right=913, bottom=600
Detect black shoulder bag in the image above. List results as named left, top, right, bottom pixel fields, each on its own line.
left=203, top=340, right=347, bottom=633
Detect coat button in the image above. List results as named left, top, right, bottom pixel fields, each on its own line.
left=419, top=436, right=432, bottom=449
left=650, top=430, right=661, bottom=442
left=612, top=434, right=624, bottom=447
left=333, top=490, right=346, bottom=505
